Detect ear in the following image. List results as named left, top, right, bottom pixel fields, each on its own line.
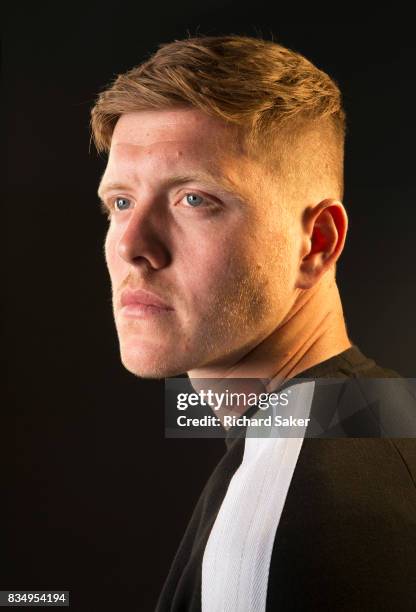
left=295, top=199, right=348, bottom=289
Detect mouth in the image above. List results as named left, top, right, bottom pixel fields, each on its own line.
left=119, top=288, right=174, bottom=318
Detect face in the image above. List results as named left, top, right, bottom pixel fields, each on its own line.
left=99, top=108, right=301, bottom=378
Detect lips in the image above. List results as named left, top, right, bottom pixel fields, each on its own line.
left=120, top=289, right=173, bottom=311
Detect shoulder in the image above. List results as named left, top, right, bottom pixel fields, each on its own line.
left=267, top=438, right=416, bottom=609
left=302, top=346, right=416, bottom=438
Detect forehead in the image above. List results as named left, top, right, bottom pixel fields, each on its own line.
left=100, top=109, right=276, bottom=205
left=110, top=108, right=241, bottom=164
left=104, top=109, right=249, bottom=182
left=112, top=108, right=234, bottom=147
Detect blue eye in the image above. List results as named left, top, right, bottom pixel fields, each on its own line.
left=114, top=197, right=131, bottom=211
left=185, top=193, right=204, bottom=207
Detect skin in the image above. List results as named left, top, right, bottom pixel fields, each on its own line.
left=99, top=108, right=352, bottom=391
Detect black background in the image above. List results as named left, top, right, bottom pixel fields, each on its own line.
left=4, top=4, right=416, bottom=611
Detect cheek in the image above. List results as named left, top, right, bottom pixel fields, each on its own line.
left=178, top=231, right=238, bottom=294
left=176, top=229, right=269, bottom=328
left=104, top=228, right=113, bottom=267
left=104, top=227, right=124, bottom=285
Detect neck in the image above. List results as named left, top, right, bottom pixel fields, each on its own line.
left=261, top=274, right=352, bottom=391
left=188, top=273, right=352, bottom=419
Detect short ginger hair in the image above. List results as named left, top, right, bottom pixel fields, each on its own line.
left=91, top=35, right=346, bottom=200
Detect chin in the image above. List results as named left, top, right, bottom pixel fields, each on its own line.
left=120, top=347, right=188, bottom=379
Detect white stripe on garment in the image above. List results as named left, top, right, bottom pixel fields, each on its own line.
left=201, top=381, right=315, bottom=612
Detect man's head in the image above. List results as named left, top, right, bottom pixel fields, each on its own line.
left=91, top=35, right=348, bottom=378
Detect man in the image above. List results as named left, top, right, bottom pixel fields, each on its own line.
left=91, top=36, right=415, bottom=610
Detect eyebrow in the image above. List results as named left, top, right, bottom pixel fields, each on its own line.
left=97, top=181, right=131, bottom=200
left=97, top=172, right=243, bottom=201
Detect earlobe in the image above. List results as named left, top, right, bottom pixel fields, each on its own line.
left=295, top=200, right=348, bottom=289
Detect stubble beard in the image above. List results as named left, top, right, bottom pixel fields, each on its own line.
left=114, top=247, right=285, bottom=379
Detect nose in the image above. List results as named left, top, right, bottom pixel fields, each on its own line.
left=116, top=204, right=171, bottom=270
